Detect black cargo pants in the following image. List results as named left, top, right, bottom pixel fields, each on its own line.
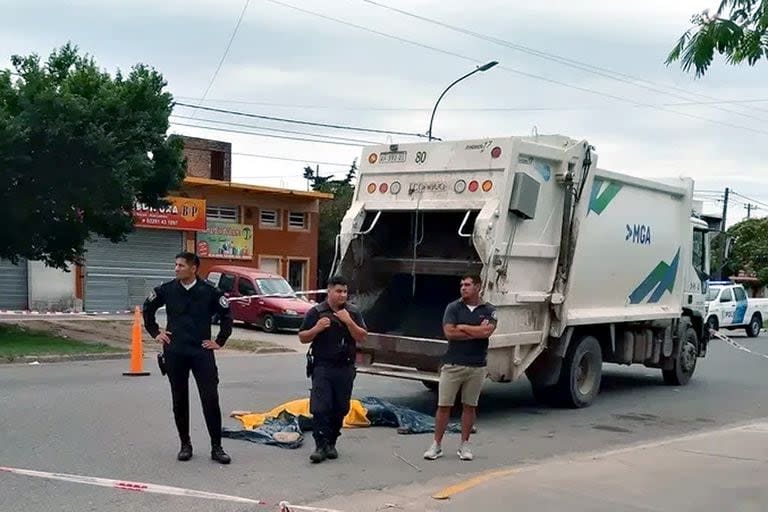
left=309, top=363, right=356, bottom=446
left=165, top=350, right=222, bottom=448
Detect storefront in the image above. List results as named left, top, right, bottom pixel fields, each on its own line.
left=82, top=196, right=206, bottom=312
left=0, top=259, right=28, bottom=310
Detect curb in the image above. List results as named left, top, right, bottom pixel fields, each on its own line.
left=1, top=352, right=130, bottom=365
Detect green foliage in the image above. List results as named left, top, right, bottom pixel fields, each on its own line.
left=667, top=0, right=768, bottom=76
left=303, top=160, right=357, bottom=282
left=0, top=43, right=185, bottom=269
left=722, top=218, right=768, bottom=283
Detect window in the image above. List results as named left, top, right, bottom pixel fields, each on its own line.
left=259, top=256, right=281, bottom=275
left=288, top=259, right=307, bottom=290
left=692, top=229, right=706, bottom=277
left=256, top=278, right=295, bottom=296
left=206, top=205, right=238, bottom=223
left=288, top=212, right=308, bottom=229
left=206, top=272, right=222, bottom=287
left=734, top=287, right=747, bottom=302
left=238, top=278, right=256, bottom=297
left=720, top=288, right=734, bottom=303
left=260, top=209, right=280, bottom=228
left=707, top=286, right=722, bottom=301
left=211, top=151, right=225, bottom=180
left=218, top=273, right=235, bottom=293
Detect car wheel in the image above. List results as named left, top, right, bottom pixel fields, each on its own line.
left=263, top=314, right=277, bottom=333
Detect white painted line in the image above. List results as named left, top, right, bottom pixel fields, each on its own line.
left=0, top=466, right=267, bottom=506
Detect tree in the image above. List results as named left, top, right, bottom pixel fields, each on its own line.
left=721, top=218, right=768, bottom=283
left=0, top=43, right=185, bottom=269
left=666, top=0, right=768, bottom=77
left=303, top=160, right=357, bottom=282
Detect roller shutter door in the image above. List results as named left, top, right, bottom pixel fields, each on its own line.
left=84, top=229, right=183, bottom=312
left=0, top=259, right=28, bottom=310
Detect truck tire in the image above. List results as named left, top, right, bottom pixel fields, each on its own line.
left=662, top=327, right=698, bottom=386
left=706, top=315, right=718, bottom=332
left=746, top=314, right=762, bottom=338
left=555, top=335, right=602, bottom=408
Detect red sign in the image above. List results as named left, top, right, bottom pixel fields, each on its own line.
left=133, top=196, right=207, bottom=231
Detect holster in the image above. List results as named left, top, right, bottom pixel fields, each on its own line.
left=305, top=345, right=314, bottom=378
left=157, top=353, right=167, bottom=376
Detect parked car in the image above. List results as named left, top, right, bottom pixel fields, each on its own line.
left=705, top=281, right=768, bottom=337
left=204, top=265, right=313, bottom=333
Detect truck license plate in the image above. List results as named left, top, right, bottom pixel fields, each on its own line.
left=379, top=151, right=406, bottom=164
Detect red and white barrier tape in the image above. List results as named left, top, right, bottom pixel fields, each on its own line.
left=0, top=466, right=267, bottom=505
left=0, top=310, right=133, bottom=316
left=226, top=289, right=327, bottom=303
left=710, top=329, right=768, bottom=360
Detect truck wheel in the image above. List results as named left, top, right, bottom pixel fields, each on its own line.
left=422, top=380, right=439, bottom=392
left=662, top=327, right=698, bottom=386
left=746, top=314, right=762, bottom=338
left=262, top=314, right=277, bottom=333
left=556, top=335, right=602, bottom=408
left=706, top=315, right=718, bottom=332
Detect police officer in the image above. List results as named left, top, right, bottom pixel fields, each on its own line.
left=143, top=252, right=233, bottom=464
left=298, top=275, right=367, bottom=463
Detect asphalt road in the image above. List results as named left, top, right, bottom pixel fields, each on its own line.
left=1, top=329, right=768, bottom=512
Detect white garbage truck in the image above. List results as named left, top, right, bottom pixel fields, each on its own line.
left=330, top=134, right=712, bottom=408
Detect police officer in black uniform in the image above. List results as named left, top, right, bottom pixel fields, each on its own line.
left=299, top=275, right=367, bottom=463
left=143, top=252, right=233, bottom=464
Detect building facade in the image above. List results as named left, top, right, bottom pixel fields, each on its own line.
left=0, top=136, right=331, bottom=312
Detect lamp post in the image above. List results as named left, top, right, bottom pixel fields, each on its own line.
left=427, top=61, right=498, bottom=141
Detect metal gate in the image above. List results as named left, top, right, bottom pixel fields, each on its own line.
left=0, top=259, right=28, bottom=310
left=84, top=229, right=183, bottom=312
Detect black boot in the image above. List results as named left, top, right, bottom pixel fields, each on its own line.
left=309, top=441, right=329, bottom=463
left=177, top=443, right=193, bottom=462
left=326, top=442, right=338, bottom=460
left=211, top=446, right=231, bottom=465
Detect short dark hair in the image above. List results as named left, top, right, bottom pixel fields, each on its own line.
left=327, top=275, right=348, bottom=288
left=461, top=274, right=482, bottom=285
left=176, top=252, right=200, bottom=268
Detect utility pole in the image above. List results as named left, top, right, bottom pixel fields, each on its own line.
left=721, top=187, right=729, bottom=232
left=745, top=203, right=758, bottom=218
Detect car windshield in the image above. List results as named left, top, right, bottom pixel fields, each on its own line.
left=256, top=278, right=295, bottom=296
left=706, top=287, right=722, bottom=301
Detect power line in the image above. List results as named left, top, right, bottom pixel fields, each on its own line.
left=170, top=114, right=380, bottom=144
left=175, top=95, right=768, bottom=112
left=731, top=190, right=768, bottom=211
left=169, top=121, right=367, bottom=147
left=232, top=152, right=353, bottom=168
left=265, top=0, right=768, bottom=137
left=191, top=0, right=251, bottom=116
left=174, top=101, right=425, bottom=138
left=360, top=0, right=768, bottom=120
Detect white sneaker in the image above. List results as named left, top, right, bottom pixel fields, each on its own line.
left=423, top=441, right=443, bottom=460
left=457, top=442, right=473, bottom=461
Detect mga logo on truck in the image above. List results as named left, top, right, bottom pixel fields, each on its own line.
left=626, top=224, right=652, bottom=245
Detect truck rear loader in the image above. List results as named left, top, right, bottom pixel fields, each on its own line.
left=330, top=134, right=712, bottom=407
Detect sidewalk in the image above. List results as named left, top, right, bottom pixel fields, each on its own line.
left=298, top=420, right=768, bottom=512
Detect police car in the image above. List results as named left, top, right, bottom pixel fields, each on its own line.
left=705, top=281, right=768, bottom=337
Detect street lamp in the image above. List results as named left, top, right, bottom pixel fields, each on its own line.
left=427, top=61, right=498, bottom=141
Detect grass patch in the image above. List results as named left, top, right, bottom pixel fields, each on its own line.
left=224, top=338, right=294, bottom=354
left=0, top=324, right=124, bottom=361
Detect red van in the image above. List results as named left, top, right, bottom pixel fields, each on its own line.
left=204, top=265, right=314, bottom=333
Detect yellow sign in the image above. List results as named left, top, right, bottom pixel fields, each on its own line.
left=196, top=222, right=253, bottom=260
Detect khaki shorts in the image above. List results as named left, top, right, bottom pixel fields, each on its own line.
left=437, top=364, right=487, bottom=407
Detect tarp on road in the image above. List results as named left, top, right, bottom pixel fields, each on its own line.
left=222, top=396, right=463, bottom=449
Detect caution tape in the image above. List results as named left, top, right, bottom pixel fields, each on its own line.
left=279, top=502, right=344, bottom=512
left=710, top=329, right=768, bottom=360
left=0, top=310, right=134, bottom=316
left=226, top=289, right=327, bottom=303
left=0, top=466, right=267, bottom=505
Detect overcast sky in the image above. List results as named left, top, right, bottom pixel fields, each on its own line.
left=3, top=0, right=767, bottom=225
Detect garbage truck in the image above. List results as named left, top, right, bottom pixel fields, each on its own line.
left=329, top=134, right=712, bottom=408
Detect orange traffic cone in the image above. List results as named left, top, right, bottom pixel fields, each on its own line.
left=123, top=306, right=150, bottom=376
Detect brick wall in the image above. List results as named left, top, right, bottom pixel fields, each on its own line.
left=181, top=136, right=232, bottom=181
